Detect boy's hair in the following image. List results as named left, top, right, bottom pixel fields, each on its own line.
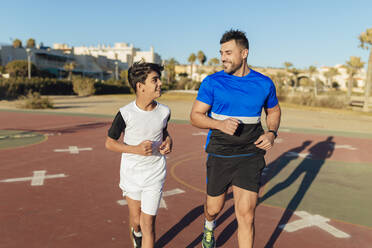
left=220, top=29, right=249, bottom=50
left=128, top=61, right=164, bottom=92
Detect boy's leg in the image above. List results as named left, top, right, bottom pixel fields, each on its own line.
left=126, top=195, right=142, bottom=248
left=140, top=212, right=156, bottom=248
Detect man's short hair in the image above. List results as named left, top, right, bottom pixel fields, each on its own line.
left=220, top=29, right=249, bottom=50
left=128, top=61, right=164, bottom=92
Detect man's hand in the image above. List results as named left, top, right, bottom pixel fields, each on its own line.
left=217, top=118, right=240, bottom=135
left=254, top=132, right=276, bottom=150
left=159, top=136, right=172, bottom=155
left=136, top=140, right=153, bottom=156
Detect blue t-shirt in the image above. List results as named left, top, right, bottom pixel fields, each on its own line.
left=196, top=69, right=278, bottom=156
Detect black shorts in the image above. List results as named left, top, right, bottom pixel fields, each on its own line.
left=206, top=154, right=266, bottom=196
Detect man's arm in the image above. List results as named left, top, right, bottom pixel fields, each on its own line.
left=190, top=100, right=239, bottom=135
left=254, top=104, right=281, bottom=150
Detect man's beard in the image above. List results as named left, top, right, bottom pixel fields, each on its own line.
left=223, top=61, right=243, bottom=75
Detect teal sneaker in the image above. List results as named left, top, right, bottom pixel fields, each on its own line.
left=202, top=226, right=216, bottom=248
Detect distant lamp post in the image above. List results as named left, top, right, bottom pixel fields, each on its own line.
left=115, top=61, right=119, bottom=80
left=26, top=48, right=31, bottom=79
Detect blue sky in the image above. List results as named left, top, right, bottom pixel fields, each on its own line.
left=1, top=0, right=371, bottom=69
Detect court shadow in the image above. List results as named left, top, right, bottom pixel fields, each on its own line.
left=156, top=193, right=234, bottom=248
left=5, top=122, right=110, bottom=134
left=261, top=136, right=335, bottom=247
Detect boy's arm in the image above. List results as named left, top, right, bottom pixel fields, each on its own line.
left=105, top=137, right=152, bottom=155
left=105, top=111, right=153, bottom=156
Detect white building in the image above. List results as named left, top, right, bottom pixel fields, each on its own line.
left=54, top=42, right=162, bottom=65
left=318, top=64, right=366, bottom=90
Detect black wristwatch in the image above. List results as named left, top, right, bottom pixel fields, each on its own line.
left=268, top=130, right=278, bottom=138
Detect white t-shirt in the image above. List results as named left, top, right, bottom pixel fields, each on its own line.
left=108, top=101, right=170, bottom=193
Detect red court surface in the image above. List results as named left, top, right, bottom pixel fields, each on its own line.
left=0, top=111, right=372, bottom=248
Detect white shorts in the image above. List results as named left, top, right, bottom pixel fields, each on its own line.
left=124, top=188, right=163, bottom=216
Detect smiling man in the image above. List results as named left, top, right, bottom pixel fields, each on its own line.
left=190, top=29, right=281, bottom=248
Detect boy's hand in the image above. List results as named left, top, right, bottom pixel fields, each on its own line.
left=137, top=140, right=153, bottom=156
left=159, top=137, right=172, bottom=155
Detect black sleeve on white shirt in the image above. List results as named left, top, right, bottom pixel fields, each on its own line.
left=162, top=113, right=171, bottom=140
left=108, top=112, right=126, bottom=140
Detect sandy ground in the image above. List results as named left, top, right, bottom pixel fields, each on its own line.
left=1, top=93, right=372, bottom=135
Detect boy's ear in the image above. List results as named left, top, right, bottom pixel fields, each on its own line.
left=136, top=82, right=142, bottom=92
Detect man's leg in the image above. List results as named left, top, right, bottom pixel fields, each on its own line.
left=140, top=212, right=156, bottom=248
left=126, top=196, right=142, bottom=248
left=202, top=192, right=226, bottom=248
left=232, top=186, right=258, bottom=248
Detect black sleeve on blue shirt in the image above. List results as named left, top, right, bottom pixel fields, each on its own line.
left=108, top=112, right=126, bottom=140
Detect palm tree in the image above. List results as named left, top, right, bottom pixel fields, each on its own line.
left=12, top=39, right=22, bottom=48
left=323, top=67, right=340, bottom=88
left=359, top=27, right=372, bottom=112
left=26, top=38, right=36, bottom=48
left=197, top=50, right=207, bottom=65
left=283, top=62, right=293, bottom=86
left=164, top=58, right=178, bottom=89
left=208, top=57, right=220, bottom=66
left=188, top=53, right=196, bottom=79
left=344, top=56, right=365, bottom=98
left=308, top=65, right=318, bottom=96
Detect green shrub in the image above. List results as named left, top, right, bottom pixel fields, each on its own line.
left=18, top=91, right=54, bottom=109
left=72, top=76, right=96, bottom=96
left=94, top=81, right=131, bottom=94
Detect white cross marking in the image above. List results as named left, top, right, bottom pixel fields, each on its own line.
left=331, top=144, right=357, bottom=150
left=285, top=152, right=312, bottom=159
left=279, top=211, right=350, bottom=238
left=117, top=188, right=185, bottom=209
left=0, top=170, right=67, bottom=186
left=192, top=132, right=208, bottom=136
left=54, top=146, right=92, bottom=154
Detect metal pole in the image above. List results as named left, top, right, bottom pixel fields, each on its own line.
left=115, top=61, right=118, bottom=80
left=26, top=48, right=31, bottom=79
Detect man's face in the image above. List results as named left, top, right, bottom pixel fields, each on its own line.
left=138, top=70, right=162, bottom=98
left=220, top=40, right=248, bottom=75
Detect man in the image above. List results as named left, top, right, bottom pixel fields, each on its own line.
left=190, top=29, right=281, bottom=248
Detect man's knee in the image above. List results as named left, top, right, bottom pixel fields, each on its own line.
left=205, top=201, right=224, bottom=217
left=235, top=203, right=256, bottom=224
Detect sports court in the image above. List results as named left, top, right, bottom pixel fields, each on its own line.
left=1, top=109, right=371, bottom=247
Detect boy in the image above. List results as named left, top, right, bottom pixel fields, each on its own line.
left=105, top=61, right=172, bottom=248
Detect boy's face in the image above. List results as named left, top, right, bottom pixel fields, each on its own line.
left=137, top=70, right=162, bottom=99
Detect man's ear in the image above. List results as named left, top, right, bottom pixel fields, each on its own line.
left=242, top=48, right=249, bottom=60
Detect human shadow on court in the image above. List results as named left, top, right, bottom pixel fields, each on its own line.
left=156, top=140, right=315, bottom=247
left=155, top=193, right=235, bottom=247
left=214, top=140, right=313, bottom=247
left=260, top=136, right=335, bottom=248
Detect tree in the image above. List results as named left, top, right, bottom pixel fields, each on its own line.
left=26, top=38, right=36, bottom=48
left=5, top=60, right=37, bottom=77
left=308, top=65, right=318, bottom=96
left=12, top=39, right=22, bottom=48
left=283, top=62, right=293, bottom=86
left=163, top=58, right=178, bottom=89
left=197, top=50, right=207, bottom=65
left=323, top=67, right=340, bottom=88
left=63, top=62, right=77, bottom=80
left=120, top=69, right=129, bottom=86
left=208, top=57, right=220, bottom=66
left=359, top=27, right=372, bottom=112
left=344, top=56, right=365, bottom=97
left=188, top=53, right=196, bottom=79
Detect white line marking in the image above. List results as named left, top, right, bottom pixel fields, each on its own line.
left=284, top=152, right=312, bottom=159
left=117, top=188, right=185, bottom=209
left=331, top=144, right=357, bottom=150
left=192, top=132, right=208, bottom=136
left=0, top=170, right=67, bottom=186
left=280, top=211, right=350, bottom=238
left=54, top=146, right=92, bottom=154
